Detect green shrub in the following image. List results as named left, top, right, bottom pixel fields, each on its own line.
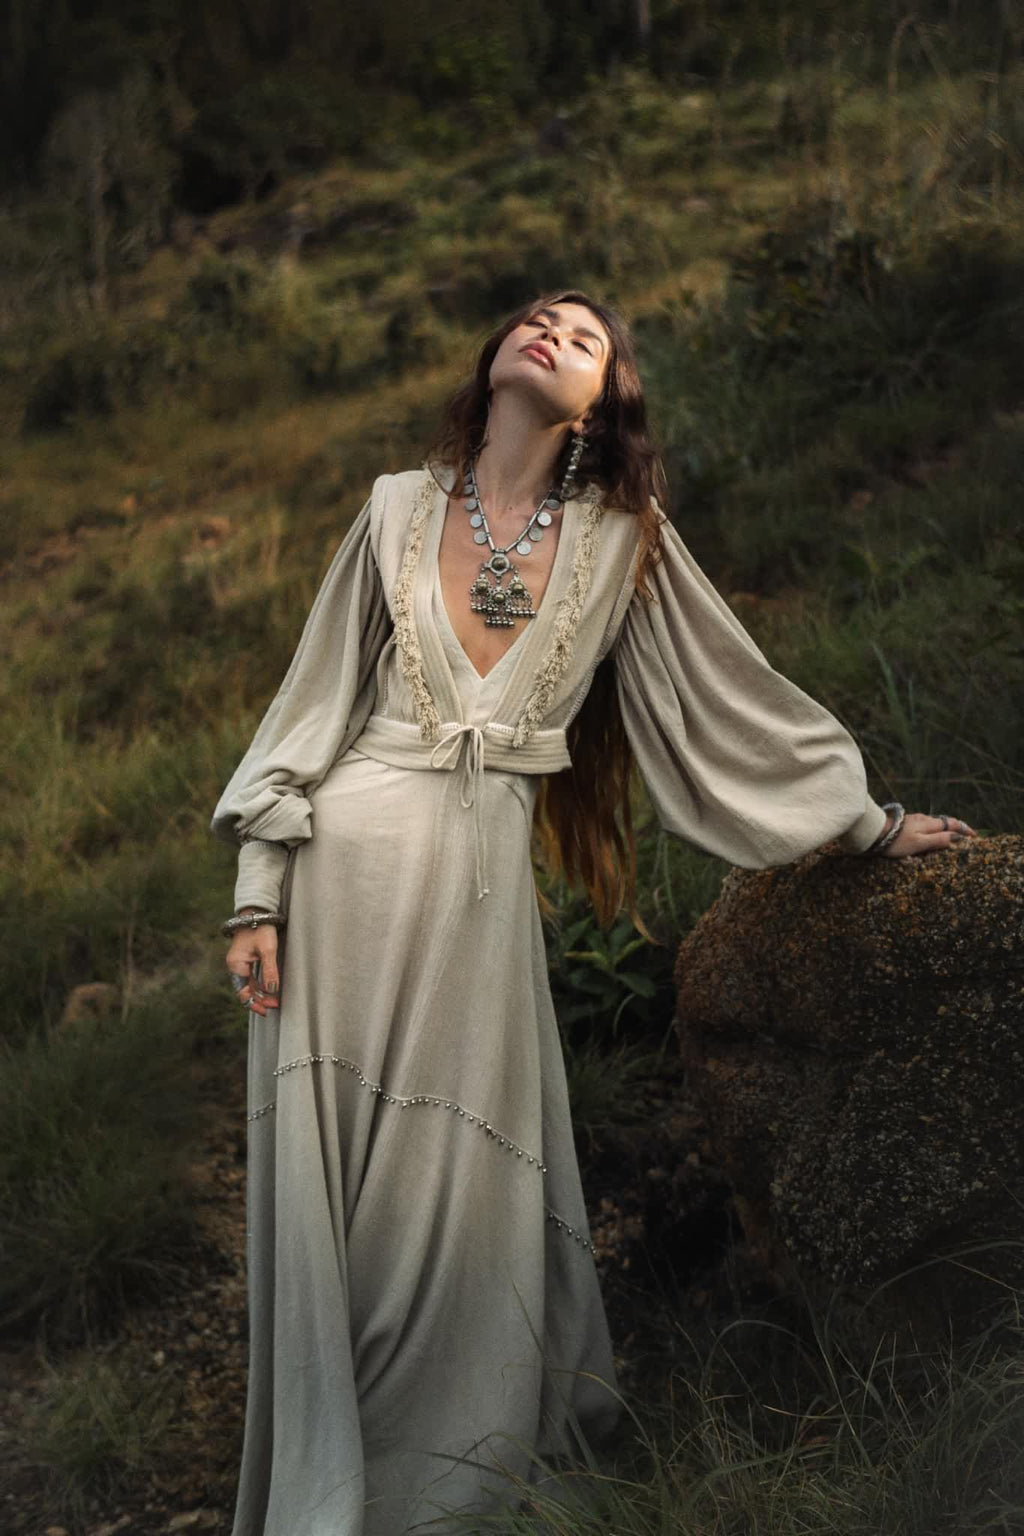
left=21, top=319, right=196, bottom=433
left=181, top=66, right=378, bottom=201
left=444, top=1293, right=1024, bottom=1534
left=0, top=978, right=223, bottom=1339
left=23, top=1349, right=182, bottom=1522
left=539, top=808, right=727, bottom=1047
left=179, top=250, right=266, bottom=333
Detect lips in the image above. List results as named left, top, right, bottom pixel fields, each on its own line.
left=521, top=342, right=555, bottom=371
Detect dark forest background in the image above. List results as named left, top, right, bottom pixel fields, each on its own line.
left=4, top=3, right=1022, bottom=301
left=2, top=3, right=1024, bottom=1532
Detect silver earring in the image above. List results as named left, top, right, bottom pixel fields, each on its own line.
left=559, top=430, right=585, bottom=503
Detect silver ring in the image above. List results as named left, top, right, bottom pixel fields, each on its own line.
left=939, top=815, right=949, bottom=831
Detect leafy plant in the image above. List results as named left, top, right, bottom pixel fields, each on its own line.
left=24, top=1350, right=182, bottom=1522
left=0, top=979, right=219, bottom=1340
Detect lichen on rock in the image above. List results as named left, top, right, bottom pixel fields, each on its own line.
left=675, top=835, right=1024, bottom=1300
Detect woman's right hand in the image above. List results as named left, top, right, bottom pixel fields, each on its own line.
left=226, top=909, right=281, bottom=1016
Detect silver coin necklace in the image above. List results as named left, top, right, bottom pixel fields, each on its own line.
left=462, top=454, right=559, bottom=628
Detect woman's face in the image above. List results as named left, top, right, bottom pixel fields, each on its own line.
left=488, top=301, right=612, bottom=430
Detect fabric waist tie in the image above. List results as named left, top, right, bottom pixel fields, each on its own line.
left=347, top=714, right=573, bottom=901
left=430, top=723, right=489, bottom=898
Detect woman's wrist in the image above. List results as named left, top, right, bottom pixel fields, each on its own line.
left=866, top=801, right=905, bottom=854
left=837, top=799, right=891, bottom=855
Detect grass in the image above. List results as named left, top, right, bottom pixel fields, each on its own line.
left=428, top=1281, right=1024, bottom=1534
left=23, top=1349, right=184, bottom=1525
left=1, top=31, right=1022, bottom=1528
left=20, top=1229, right=1024, bottom=1531
left=0, top=971, right=234, bottom=1340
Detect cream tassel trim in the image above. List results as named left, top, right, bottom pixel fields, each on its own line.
left=392, top=468, right=442, bottom=742
left=512, top=485, right=604, bottom=749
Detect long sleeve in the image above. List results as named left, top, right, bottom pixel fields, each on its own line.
left=612, top=514, right=888, bottom=868
left=210, top=487, right=392, bottom=911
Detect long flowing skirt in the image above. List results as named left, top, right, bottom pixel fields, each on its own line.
left=233, top=746, right=619, bottom=1536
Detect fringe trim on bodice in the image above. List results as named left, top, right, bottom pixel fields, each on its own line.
left=395, top=465, right=604, bottom=748
left=392, top=471, right=443, bottom=742
left=513, top=484, right=603, bottom=748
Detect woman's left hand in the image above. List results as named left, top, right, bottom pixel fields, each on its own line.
left=883, top=812, right=977, bottom=857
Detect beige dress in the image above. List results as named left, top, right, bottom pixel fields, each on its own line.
left=211, top=464, right=888, bottom=1536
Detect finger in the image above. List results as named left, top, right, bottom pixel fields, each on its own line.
left=255, top=944, right=280, bottom=999
left=915, top=829, right=964, bottom=854
left=245, top=979, right=279, bottom=1010
left=246, top=970, right=280, bottom=1011
left=227, top=962, right=256, bottom=998
left=930, top=815, right=977, bottom=838
left=257, top=965, right=280, bottom=995
left=226, top=965, right=278, bottom=1014
left=244, top=985, right=276, bottom=1015
left=936, top=818, right=977, bottom=844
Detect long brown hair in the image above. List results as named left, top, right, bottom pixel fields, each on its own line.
left=424, top=289, right=669, bottom=929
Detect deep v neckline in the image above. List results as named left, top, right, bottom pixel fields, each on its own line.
left=397, top=464, right=603, bottom=743
left=432, top=491, right=574, bottom=685
left=433, top=575, right=529, bottom=685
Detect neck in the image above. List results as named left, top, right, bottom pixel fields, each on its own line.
left=471, top=394, right=570, bottom=514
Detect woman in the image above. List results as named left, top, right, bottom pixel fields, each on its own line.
left=211, top=289, right=976, bottom=1535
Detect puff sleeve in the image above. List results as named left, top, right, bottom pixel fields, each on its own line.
left=612, top=514, right=888, bottom=868
left=210, top=485, right=392, bottom=912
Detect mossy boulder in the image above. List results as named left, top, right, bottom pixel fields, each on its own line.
left=675, top=835, right=1024, bottom=1303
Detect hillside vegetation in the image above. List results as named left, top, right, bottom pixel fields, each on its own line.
left=2, top=26, right=1023, bottom=1531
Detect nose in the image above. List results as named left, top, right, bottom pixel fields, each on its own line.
left=538, top=322, right=561, bottom=349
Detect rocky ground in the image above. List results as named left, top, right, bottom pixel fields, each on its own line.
left=0, top=1052, right=750, bottom=1536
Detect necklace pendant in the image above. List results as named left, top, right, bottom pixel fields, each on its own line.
left=469, top=561, right=536, bottom=628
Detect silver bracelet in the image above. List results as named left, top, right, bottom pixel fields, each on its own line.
left=868, top=801, right=905, bottom=854
left=221, top=910, right=287, bottom=938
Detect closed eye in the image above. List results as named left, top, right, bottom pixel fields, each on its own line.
left=525, top=317, right=592, bottom=355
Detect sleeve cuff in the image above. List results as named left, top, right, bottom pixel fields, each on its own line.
left=234, top=839, right=291, bottom=913
left=836, top=799, right=890, bottom=855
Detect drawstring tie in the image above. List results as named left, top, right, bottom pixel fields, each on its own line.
left=429, top=723, right=490, bottom=899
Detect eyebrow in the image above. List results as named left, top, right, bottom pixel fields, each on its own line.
left=536, top=306, right=608, bottom=355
